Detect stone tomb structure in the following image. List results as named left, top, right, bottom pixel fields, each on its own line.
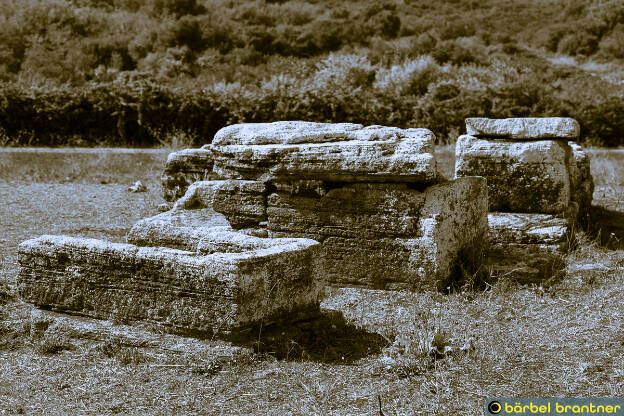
left=18, top=121, right=489, bottom=337
left=155, top=121, right=489, bottom=291
left=455, top=117, right=594, bottom=282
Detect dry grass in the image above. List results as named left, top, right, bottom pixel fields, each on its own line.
left=0, top=148, right=623, bottom=414
left=0, top=148, right=168, bottom=187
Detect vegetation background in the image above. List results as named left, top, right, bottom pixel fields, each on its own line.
left=0, top=0, right=623, bottom=147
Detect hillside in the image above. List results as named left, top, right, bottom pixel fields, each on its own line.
left=0, top=0, right=622, bottom=146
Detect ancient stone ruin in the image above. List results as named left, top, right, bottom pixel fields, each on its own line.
left=455, top=117, right=594, bottom=282
left=18, top=118, right=593, bottom=338
left=18, top=121, right=489, bottom=337
left=156, top=121, right=489, bottom=291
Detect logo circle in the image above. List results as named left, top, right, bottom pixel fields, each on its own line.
left=488, top=401, right=502, bottom=414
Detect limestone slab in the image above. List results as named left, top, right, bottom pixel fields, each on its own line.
left=465, top=117, right=580, bottom=139
left=268, top=177, right=488, bottom=290
left=18, top=234, right=322, bottom=338
left=209, top=122, right=440, bottom=184
left=488, top=212, right=572, bottom=247
left=455, top=134, right=572, bottom=213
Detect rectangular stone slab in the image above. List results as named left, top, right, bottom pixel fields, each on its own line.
left=455, top=134, right=572, bottom=213
left=208, top=121, right=440, bottom=184
left=267, top=177, right=488, bottom=291
left=18, top=234, right=322, bottom=339
left=465, top=117, right=580, bottom=139
left=488, top=212, right=572, bottom=247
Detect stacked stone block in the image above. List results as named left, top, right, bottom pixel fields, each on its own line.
left=455, top=117, right=594, bottom=282
left=156, top=121, right=489, bottom=291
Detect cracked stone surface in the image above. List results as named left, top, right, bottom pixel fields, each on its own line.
left=209, top=121, right=441, bottom=184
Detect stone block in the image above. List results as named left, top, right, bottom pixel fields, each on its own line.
left=161, top=148, right=219, bottom=202
left=485, top=212, right=572, bottom=283
left=18, top=234, right=323, bottom=338
left=568, top=142, right=594, bottom=226
left=455, top=134, right=572, bottom=213
left=465, top=117, right=580, bottom=139
left=127, top=208, right=231, bottom=251
left=268, top=177, right=488, bottom=290
left=174, top=180, right=267, bottom=229
left=209, top=121, right=441, bottom=184
left=488, top=212, right=572, bottom=247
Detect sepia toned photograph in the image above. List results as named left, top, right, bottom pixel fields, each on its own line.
left=0, top=0, right=623, bottom=414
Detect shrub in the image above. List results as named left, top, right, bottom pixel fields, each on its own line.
left=167, top=16, right=205, bottom=53
left=413, top=83, right=492, bottom=143
left=148, top=0, right=205, bottom=18
left=409, top=32, right=438, bottom=56
left=432, top=40, right=478, bottom=65
left=438, top=19, right=476, bottom=41
left=558, top=31, right=600, bottom=56
left=598, top=24, right=624, bottom=59
left=374, top=56, right=441, bottom=97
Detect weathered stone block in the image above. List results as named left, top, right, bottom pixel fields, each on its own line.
left=18, top=234, right=322, bottom=338
left=465, top=117, right=580, bottom=139
left=455, top=134, right=572, bottom=213
left=568, top=142, right=594, bottom=226
left=161, top=148, right=219, bottom=202
left=127, top=208, right=231, bottom=251
left=266, top=182, right=426, bottom=239
left=267, top=177, right=488, bottom=290
left=488, top=212, right=572, bottom=247
left=209, top=121, right=440, bottom=184
left=485, top=212, right=571, bottom=283
left=174, top=180, right=267, bottom=229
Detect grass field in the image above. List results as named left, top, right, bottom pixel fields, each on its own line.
left=0, top=147, right=623, bottom=415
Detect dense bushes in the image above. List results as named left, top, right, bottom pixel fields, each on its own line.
left=0, top=82, right=232, bottom=146
left=1, top=51, right=622, bottom=147
left=0, top=0, right=622, bottom=147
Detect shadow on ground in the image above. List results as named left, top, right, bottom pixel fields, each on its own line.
left=589, top=206, right=624, bottom=249
left=234, top=310, right=389, bottom=364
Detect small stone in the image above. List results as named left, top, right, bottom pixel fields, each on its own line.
left=157, top=203, right=170, bottom=212
left=128, top=180, right=147, bottom=193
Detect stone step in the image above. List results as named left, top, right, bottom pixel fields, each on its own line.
left=161, top=148, right=218, bottom=202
